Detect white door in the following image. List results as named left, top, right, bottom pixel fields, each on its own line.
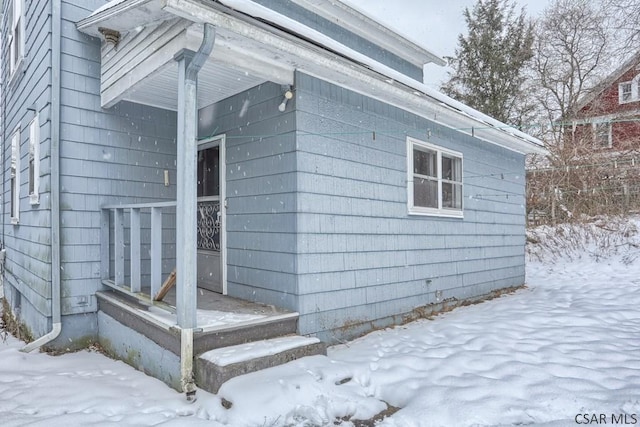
left=197, top=136, right=226, bottom=293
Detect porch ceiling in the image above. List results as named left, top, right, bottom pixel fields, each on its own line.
left=123, top=58, right=268, bottom=111
left=79, top=3, right=297, bottom=111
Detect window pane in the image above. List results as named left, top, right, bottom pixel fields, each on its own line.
left=413, top=148, right=436, bottom=177
left=594, top=123, right=609, bottom=147
left=442, top=155, right=462, bottom=182
left=29, top=159, right=35, bottom=194
left=442, top=182, right=463, bottom=209
left=11, top=176, right=17, bottom=218
left=197, top=146, right=219, bottom=197
left=622, top=83, right=632, bottom=101
left=414, top=178, right=438, bottom=208
left=13, top=29, right=19, bottom=62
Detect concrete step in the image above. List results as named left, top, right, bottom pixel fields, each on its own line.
left=193, top=313, right=299, bottom=354
left=97, top=290, right=299, bottom=356
left=195, top=335, right=327, bottom=393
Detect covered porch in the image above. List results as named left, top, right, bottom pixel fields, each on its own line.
left=76, top=0, right=314, bottom=396
left=76, top=0, right=449, bottom=396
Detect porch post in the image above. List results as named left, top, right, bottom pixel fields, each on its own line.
left=174, top=23, right=215, bottom=400
left=175, top=49, right=198, bottom=397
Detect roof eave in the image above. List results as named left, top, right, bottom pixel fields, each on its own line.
left=575, top=50, right=640, bottom=112
left=76, top=0, right=171, bottom=38
left=79, top=0, right=544, bottom=156
left=289, top=0, right=445, bottom=67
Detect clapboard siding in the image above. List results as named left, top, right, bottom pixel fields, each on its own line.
left=198, top=82, right=298, bottom=310
left=294, top=72, right=526, bottom=341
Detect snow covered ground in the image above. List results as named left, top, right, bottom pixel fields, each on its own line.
left=1, top=218, right=639, bottom=427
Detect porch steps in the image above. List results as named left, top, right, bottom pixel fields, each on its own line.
left=96, top=290, right=301, bottom=355
left=195, top=335, right=326, bottom=394
left=96, top=290, right=326, bottom=393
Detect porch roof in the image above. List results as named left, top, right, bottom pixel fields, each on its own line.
left=76, top=0, right=546, bottom=155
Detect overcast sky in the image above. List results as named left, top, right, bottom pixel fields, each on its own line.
left=342, top=0, right=553, bottom=89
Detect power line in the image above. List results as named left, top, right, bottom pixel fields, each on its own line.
left=196, top=115, right=640, bottom=141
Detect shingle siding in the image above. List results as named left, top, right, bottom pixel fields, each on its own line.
left=294, top=72, right=526, bottom=342
left=3, top=1, right=529, bottom=349
left=199, top=82, right=299, bottom=310
left=2, top=0, right=54, bottom=337
left=2, top=0, right=178, bottom=341
left=58, top=0, right=177, bottom=319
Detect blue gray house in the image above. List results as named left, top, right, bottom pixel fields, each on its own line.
left=1, top=0, right=544, bottom=395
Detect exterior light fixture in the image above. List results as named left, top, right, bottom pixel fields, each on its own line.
left=278, top=88, right=294, bottom=112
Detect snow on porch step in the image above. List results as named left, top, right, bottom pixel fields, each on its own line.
left=195, top=335, right=326, bottom=393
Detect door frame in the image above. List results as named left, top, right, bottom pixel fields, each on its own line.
left=197, top=134, right=227, bottom=295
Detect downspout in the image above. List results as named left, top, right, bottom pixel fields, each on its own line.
left=21, top=0, right=62, bottom=352
left=1, top=7, right=6, bottom=255
left=177, top=22, right=215, bottom=400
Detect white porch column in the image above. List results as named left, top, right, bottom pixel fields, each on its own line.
left=175, top=49, right=198, bottom=331
left=174, top=23, right=215, bottom=400
left=175, top=49, right=198, bottom=399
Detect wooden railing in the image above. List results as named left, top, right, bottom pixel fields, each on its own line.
left=101, top=201, right=176, bottom=298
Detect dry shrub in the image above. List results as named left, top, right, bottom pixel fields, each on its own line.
left=526, top=215, right=640, bottom=263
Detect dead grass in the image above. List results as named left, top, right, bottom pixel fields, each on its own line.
left=1, top=298, right=33, bottom=343
left=526, top=215, right=640, bottom=263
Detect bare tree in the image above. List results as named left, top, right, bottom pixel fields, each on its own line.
left=531, top=0, right=613, bottom=147
left=602, top=0, right=640, bottom=52
left=525, top=0, right=640, bottom=224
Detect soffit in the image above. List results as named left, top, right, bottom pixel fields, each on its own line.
left=120, top=59, right=269, bottom=111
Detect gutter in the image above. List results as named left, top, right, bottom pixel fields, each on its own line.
left=21, top=0, right=62, bottom=353
left=164, top=0, right=545, bottom=155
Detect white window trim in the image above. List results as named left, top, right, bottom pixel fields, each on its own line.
left=619, top=82, right=632, bottom=104
left=592, top=121, right=612, bottom=149
left=10, top=128, right=21, bottom=224
left=619, top=75, right=640, bottom=104
left=28, top=114, right=40, bottom=205
left=407, top=137, right=464, bottom=218
left=8, top=0, right=26, bottom=80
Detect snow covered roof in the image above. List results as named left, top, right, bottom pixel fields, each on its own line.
left=78, top=0, right=545, bottom=154
left=286, top=0, right=445, bottom=67
left=575, top=50, right=640, bottom=114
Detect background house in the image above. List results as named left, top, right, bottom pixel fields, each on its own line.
left=571, top=51, right=640, bottom=152
left=527, top=52, right=640, bottom=224
left=1, top=0, right=543, bottom=393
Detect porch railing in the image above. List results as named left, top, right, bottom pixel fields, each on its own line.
left=101, top=201, right=177, bottom=298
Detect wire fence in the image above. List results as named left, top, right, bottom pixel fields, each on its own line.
left=526, top=151, right=640, bottom=226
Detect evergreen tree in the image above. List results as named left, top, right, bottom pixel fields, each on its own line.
left=441, top=0, right=535, bottom=128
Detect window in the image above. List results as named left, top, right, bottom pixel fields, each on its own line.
left=10, top=129, right=21, bottom=224
left=619, top=82, right=632, bottom=103
left=407, top=137, right=463, bottom=217
left=9, top=0, right=25, bottom=77
left=593, top=121, right=611, bottom=148
left=28, top=115, right=40, bottom=204
left=619, top=74, right=640, bottom=104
